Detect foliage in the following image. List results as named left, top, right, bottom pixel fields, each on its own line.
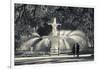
left=14, top=3, right=94, bottom=50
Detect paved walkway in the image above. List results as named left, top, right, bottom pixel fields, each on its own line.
left=15, top=54, right=94, bottom=65
left=15, top=54, right=92, bottom=60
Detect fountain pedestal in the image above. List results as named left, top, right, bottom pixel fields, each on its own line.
left=50, top=36, right=59, bottom=55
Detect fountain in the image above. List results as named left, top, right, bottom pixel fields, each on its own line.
left=20, top=17, right=88, bottom=56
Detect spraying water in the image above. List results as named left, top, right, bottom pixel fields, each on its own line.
left=20, top=18, right=88, bottom=55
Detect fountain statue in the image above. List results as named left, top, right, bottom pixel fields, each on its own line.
left=48, top=18, right=61, bottom=36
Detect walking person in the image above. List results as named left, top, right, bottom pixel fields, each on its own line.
left=72, top=43, right=76, bottom=57
left=76, top=43, right=80, bottom=58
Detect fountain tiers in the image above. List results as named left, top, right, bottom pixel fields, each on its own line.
left=48, top=18, right=61, bottom=55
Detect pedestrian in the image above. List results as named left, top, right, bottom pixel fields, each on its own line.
left=72, top=43, right=76, bottom=57
left=76, top=43, right=80, bottom=58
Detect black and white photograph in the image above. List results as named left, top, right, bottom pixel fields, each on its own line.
left=14, top=3, right=94, bottom=65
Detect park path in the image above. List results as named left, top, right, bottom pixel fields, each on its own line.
left=15, top=54, right=93, bottom=65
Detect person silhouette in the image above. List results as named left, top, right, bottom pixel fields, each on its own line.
left=72, top=44, right=76, bottom=57
left=72, top=43, right=80, bottom=57
left=76, top=43, right=80, bottom=58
